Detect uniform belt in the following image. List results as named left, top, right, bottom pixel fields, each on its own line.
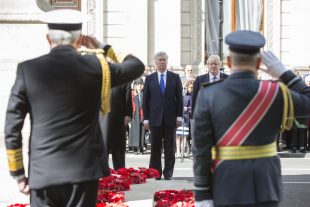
left=212, top=141, right=277, bottom=160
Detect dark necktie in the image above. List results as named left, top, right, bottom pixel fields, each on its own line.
left=212, top=77, right=217, bottom=82
left=160, top=74, right=165, bottom=95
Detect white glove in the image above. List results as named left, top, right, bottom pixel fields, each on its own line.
left=261, top=51, right=288, bottom=78
left=195, top=200, right=214, bottom=207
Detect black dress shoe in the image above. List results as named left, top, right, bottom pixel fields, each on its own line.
left=155, top=177, right=161, bottom=180
left=164, top=177, right=173, bottom=180
left=291, top=147, right=297, bottom=153
left=300, top=147, right=307, bottom=153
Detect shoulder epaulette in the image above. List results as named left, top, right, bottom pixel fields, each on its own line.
left=200, top=79, right=224, bottom=87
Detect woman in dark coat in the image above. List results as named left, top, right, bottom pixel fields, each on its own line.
left=128, top=78, right=145, bottom=154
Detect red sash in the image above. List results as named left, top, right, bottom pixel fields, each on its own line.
left=213, top=81, right=279, bottom=169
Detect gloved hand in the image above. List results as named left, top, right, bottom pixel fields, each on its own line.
left=261, top=51, right=288, bottom=78
left=195, top=200, right=214, bottom=207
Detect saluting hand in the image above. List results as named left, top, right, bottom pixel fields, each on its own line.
left=261, top=51, right=288, bottom=78
left=81, top=35, right=100, bottom=49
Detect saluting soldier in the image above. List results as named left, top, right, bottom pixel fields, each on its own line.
left=193, top=30, right=310, bottom=207
left=4, top=9, right=144, bottom=207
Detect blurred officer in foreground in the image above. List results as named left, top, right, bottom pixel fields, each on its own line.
left=193, top=30, right=310, bottom=207
left=4, top=9, right=144, bottom=207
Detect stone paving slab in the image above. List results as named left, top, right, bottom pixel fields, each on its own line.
left=125, top=179, right=194, bottom=201
left=124, top=179, right=193, bottom=206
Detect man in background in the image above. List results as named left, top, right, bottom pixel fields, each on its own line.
left=143, top=51, right=183, bottom=180
left=191, top=55, right=228, bottom=116
left=184, top=65, right=196, bottom=81
left=105, top=83, right=132, bottom=170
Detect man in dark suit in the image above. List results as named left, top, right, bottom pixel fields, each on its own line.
left=4, top=9, right=144, bottom=207
left=105, top=83, right=132, bottom=170
left=191, top=55, right=228, bottom=116
left=143, top=51, right=183, bottom=180
left=193, top=30, right=310, bottom=207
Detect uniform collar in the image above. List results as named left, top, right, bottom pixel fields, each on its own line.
left=229, top=71, right=256, bottom=79
left=50, top=45, right=76, bottom=54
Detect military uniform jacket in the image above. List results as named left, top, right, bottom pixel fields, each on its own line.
left=5, top=45, right=144, bottom=189
left=193, top=71, right=310, bottom=205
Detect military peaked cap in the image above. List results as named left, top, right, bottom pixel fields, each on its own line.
left=225, top=30, right=266, bottom=54
left=41, top=9, right=83, bottom=31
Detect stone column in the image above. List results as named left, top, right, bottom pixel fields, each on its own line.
left=85, top=0, right=103, bottom=39
left=264, top=0, right=281, bottom=57
left=0, top=1, right=47, bottom=137
left=154, top=0, right=181, bottom=66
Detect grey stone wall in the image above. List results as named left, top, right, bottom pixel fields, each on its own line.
left=0, top=1, right=47, bottom=138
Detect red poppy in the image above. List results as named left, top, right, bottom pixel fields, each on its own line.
left=154, top=190, right=194, bottom=207
left=97, top=190, right=125, bottom=204
left=138, top=167, right=161, bottom=179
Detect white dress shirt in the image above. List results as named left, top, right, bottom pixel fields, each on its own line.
left=157, top=70, right=167, bottom=86
left=209, top=73, right=220, bottom=82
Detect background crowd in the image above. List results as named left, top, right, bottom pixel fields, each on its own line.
left=109, top=52, right=310, bottom=173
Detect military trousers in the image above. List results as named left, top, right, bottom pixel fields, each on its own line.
left=30, top=180, right=99, bottom=207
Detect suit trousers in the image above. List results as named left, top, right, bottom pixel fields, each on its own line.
left=149, top=125, right=176, bottom=179
left=111, top=149, right=125, bottom=170
left=216, top=202, right=279, bottom=207
left=30, top=180, right=98, bottom=207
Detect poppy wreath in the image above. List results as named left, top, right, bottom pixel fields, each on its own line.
left=97, top=190, right=127, bottom=207
left=153, top=190, right=195, bottom=207
left=7, top=204, right=30, bottom=207
left=97, top=167, right=160, bottom=205
left=115, top=167, right=147, bottom=184
left=138, top=167, right=161, bottom=179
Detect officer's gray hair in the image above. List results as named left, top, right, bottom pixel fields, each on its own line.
left=154, top=51, right=168, bottom=61
left=48, top=29, right=81, bottom=48
left=229, top=51, right=260, bottom=67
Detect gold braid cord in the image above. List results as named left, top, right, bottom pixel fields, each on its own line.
left=6, top=148, right=24, bottom=172
left=106, top=48, right=119, bottom=63
left=279, top=82, right=294, bottom=132
left=96, top=53, right=111, bottom=115
left=78, top=47, right=113, bottom=114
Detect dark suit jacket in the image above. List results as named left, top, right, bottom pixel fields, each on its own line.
left=106, top=83, right=132, bottom=152
left=193, top=71, right=310, bottom=205
left=4, top=45, right=144, bottom=189
left=192, top=72, right=228, bottom=117
left=143, top=71, right=183, bottom=127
